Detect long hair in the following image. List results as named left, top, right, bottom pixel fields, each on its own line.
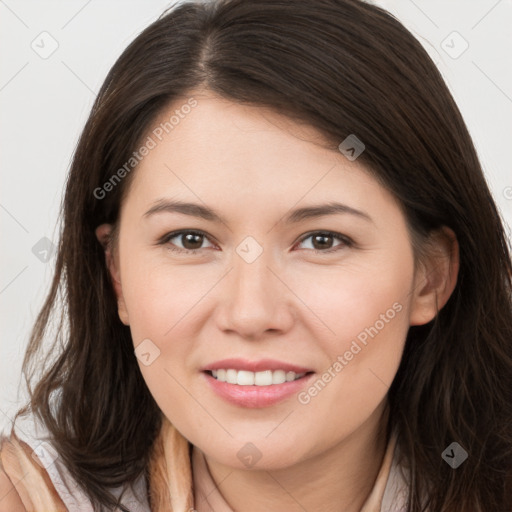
left=12, top=0, right=512, bottom=510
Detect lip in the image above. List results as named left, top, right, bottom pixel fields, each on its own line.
left=202, top=366, right=315, bottom=408
left=201, top=358, right=314, bottom=373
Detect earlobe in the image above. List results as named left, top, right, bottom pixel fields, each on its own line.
left=95, top=224, right=120, bottom=283
left=95, top=223, right=112, bottom=250
left=409, top=227, right=459, bottom=326
left=95, top=223, right=130, bottom=326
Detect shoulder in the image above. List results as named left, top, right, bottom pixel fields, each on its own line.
left=1, top=413, right=151, bottom=512
left=0, top=416, right=69, bottom=511
left=0, top=414, right=91, bottom=511
left=0, top=450, right=26, bottom=511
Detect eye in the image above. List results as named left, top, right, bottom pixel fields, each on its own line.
left=158, top=230, right=216, bottom=253
left=295, top=231, right=353, bottom=253
left=158, top=229, right=353, bottom=255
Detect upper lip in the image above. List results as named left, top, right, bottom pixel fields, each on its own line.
left=201, top=358, right=314, bottom=374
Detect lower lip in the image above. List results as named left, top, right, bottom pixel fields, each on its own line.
left=202, top=371, right=315, bottom=408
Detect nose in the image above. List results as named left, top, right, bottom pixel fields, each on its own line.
left=216, top=248, right=295, bottom=340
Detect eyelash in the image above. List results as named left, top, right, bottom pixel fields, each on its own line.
left=157, top=230, right=354, bottom=255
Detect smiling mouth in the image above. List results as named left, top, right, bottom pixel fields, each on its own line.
left=205, top=369, right=314, bottom=386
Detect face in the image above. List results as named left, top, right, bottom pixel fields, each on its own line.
left=97, top=90, right=455, bottom=471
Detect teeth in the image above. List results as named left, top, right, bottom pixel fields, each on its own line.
left=210, top=369, right=306, bottom=386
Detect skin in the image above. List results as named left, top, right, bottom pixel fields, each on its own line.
left=96, top=90, right=459, bottom=512
left=0, top=467, right=26, bottom=512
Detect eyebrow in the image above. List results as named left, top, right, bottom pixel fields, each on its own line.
left=143, top=199, right=373, bottom=224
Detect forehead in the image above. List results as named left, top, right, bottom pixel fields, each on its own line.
left=121, top=92, right=398, bottom=224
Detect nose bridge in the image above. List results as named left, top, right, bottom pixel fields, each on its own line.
left=231, top=241, right=275, bottom=307
left=218, top=237, right=291, bottom=337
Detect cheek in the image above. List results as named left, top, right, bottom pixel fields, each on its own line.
left=121, top=254, right=211, bottom=343
left=329, top=272, right=410, bottom=355
left=291, top=249, right=413, bottom=418
left=119, top=257, right=207, bottom=425
left=288, top=248, right=414, bottom=354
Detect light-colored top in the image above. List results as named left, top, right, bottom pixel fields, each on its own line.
left=0, top=412, right=149, bottom=512
left=1, top=411, right=410, bottom=511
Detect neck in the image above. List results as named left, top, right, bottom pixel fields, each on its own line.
left=196, top=399, right=390, bottom=512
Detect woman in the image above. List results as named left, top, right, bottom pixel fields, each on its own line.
left=1, top=0, right=511, bottom=511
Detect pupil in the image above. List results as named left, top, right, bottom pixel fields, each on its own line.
left=183, top=233, right=203, bottom=250
left=313, top=234, right=332, bottom=250
left=180, top=233, right=334, bottom=251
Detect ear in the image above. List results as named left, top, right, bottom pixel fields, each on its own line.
left=409, top=226, right=459, bottom=326
left=95, top=223, right=130, bottom=325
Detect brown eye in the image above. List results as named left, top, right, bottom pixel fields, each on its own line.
left=179, top=232, right=205, bottom=250
left=296, top=231, right=352, bottom=252
left=160, top=230, right=215, bottom=253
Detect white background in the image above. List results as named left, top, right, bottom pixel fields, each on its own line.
left=1, top=0, right=511, bottom=434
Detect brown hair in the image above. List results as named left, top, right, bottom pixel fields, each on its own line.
left=11, top=0, right=512, bottom=510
